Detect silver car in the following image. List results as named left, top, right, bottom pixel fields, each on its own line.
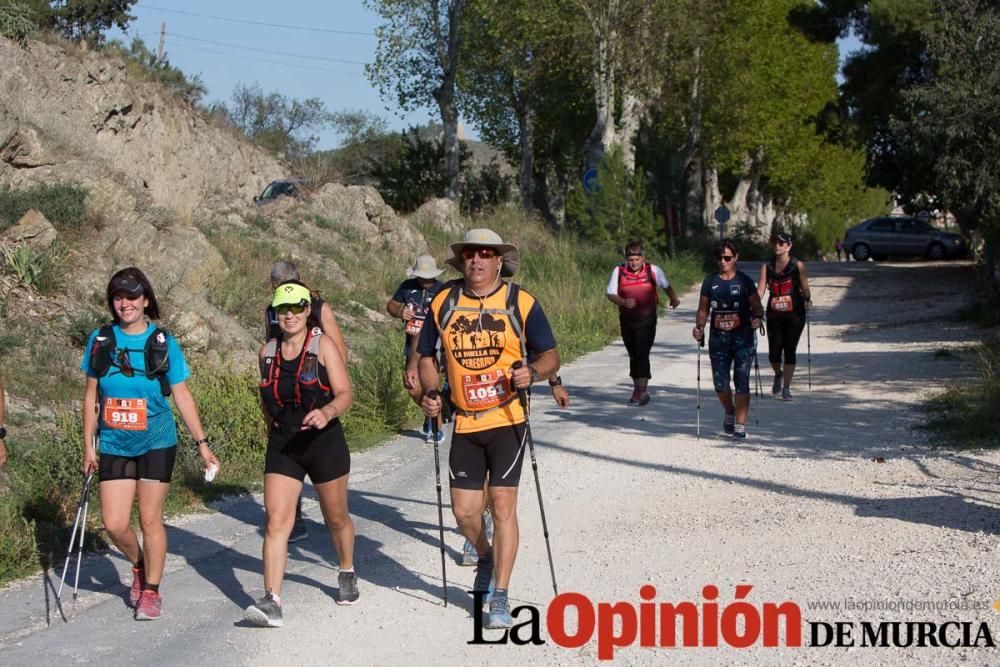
left=843, top=216, right=966, bottom=261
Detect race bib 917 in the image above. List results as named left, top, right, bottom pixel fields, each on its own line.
left=713, top=312, right=742, bottom=331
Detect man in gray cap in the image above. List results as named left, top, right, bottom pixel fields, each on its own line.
left=386, top=255, right=447, bottom=443
left=417, top=228, right=560, bottom=629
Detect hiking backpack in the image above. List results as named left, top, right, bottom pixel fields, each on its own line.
left=88, top=324, right=172, bottom=397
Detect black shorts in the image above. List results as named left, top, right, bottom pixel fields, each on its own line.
left=449, top=423, right=527, bottom=490
left=100, top=447, right=177, bottom=483
left=265, top=420, right=350, bottom=484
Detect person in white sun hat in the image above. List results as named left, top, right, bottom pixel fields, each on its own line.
left=386, top=254, right=447, bottom=443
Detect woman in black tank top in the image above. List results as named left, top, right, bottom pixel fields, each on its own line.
left=757, top=233, right=812, bottom=401
left=245, top=282, right=358, bottom=627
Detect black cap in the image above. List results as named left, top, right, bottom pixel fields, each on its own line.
left=775, top=233, right=792, bottom=245
left=110, top=276, right=144, bottom=297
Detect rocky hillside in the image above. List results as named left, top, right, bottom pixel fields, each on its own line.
left=0, top=34, right=442, bottom=379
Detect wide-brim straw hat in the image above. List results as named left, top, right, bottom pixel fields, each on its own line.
left=406, top=254, right=445, bottom=279
left=445, top=228, right=519, bottom=277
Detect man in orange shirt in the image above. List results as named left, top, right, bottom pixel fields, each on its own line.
left=418, top=228, right=559, bottom=629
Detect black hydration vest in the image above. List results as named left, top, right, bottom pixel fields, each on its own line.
left=258, top=327, right=333, bottom=429
left=765, top=259, right=805, bottom=317
left=88, top=324, right=172, bottom=396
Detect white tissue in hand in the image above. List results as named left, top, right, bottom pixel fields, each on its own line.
left=204, top=464, right=219, bottom=482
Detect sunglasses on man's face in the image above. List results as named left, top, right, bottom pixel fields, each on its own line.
left=275, top=304, right=307, bottom=316
left=462, top=248, right=498, bottom=260
left=717, top=255, right=735, bottom=262
left=116, top=349, right=134, bottom=377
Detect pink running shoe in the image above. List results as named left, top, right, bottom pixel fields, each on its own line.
left=129, top=567, right=145, bottom=607
left=134, top=590, right=162, bottom=621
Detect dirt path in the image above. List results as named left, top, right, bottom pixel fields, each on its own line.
left=1, top=260, right=996, bottom=665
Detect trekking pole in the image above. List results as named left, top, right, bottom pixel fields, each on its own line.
left=807, top=317, right=812, bottom=390
left=57, top=471, right=94, bottom=602
left=752, top=324, right=765, bottom=427
left=511, top=361, right=558, bottom=596
left=696, top=337, right=704, bottom=439
left=426, top=391, right=448, bottom=607
left=753, top=335, right=762, bottom=399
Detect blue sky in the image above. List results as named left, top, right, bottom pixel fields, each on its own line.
left=113, top=2, right=862, bottom=151
left=111, top=1, right=435, bottom=149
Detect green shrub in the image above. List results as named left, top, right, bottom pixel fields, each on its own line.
left=3, top=412, right=106, bottom=580
left=345, top=330, right=423, bottom=448
left=177, top=368, right=267, bottom=482
left=566, top=147, right=659, bottom=249
left=923, top=340, right=1000, bottom=447
left=0, top=183, right=88, bottom=232
left=66, top=308, right=108, bottom=347
left=0, top=2, right=36, bottom=46
left=462, top=159, right=513, bottom=214
left=0, top=243, right=63, bottom=292
left=108, top=37, right=207, bottom=104
left=0, top=495, right=38, bottom=582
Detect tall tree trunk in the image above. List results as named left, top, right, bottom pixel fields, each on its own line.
left=439, top=94, right=460, bottom=202
left=581, top=2, right=618, bottom=172
left=538, top=164, right=568, bottom=227
left=681, top=47, right=704, bottom=235
left=514, top=90, right=535, bottom=212
left=432, top=0, right=468, bottom=204
left=726, top=152, right=755, bottom=224
left=615, top=91, right=646, bottom=173
left=704, top=166, right=722, bottom=231
left=683, top=154, right=704, bottom=235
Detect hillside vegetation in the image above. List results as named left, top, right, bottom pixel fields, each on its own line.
left=0, top=34, right=700, bottom=584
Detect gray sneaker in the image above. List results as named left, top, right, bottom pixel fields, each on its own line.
left=781, top=387, right=793, bottom=401
left=245, top=592, right=283, bottom=627
left=484, top=510, right=494, bottom=544
left=337, top=571, right=360, bottom=605
left=288, top=519, right=309, bottom=543
left=460, top=538, right=478, bottom=566
left=461, top=511, right=494, bottom=566
left=486, top=595, right=514, bottom=629
left=772, top=373, right=782, bottom=395
left=723, top=413, right=735, bottom=435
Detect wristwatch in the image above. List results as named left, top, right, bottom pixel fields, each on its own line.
left=548, top=376, right=563, bottom=387
left=0, top=426, right=7, bottom=439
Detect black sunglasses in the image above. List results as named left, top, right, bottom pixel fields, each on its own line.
left=462, top=248, right=498, bottom=260
left=116, top=349, right=134, bottom=377
left=717, top=255, right=735, bottom=262
left=275, top=303, right=307, bottom=315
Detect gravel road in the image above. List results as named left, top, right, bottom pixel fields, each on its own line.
left=0, top=260, right=996, bottom=665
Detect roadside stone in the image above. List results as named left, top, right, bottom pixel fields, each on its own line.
left=3, top=209, right=56, bottom=250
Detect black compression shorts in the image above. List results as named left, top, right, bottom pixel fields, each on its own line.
left=449, top=423, right=527, bottom=490
left=265, top=420, right=350, bottom=484
left=100, top=446, right=177, bottom=483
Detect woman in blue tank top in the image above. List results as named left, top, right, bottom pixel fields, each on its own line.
left=80, top=267, right=219, bottom=621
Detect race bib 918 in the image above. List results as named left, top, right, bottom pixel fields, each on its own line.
left=103, top=398, right=148, bottom=431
